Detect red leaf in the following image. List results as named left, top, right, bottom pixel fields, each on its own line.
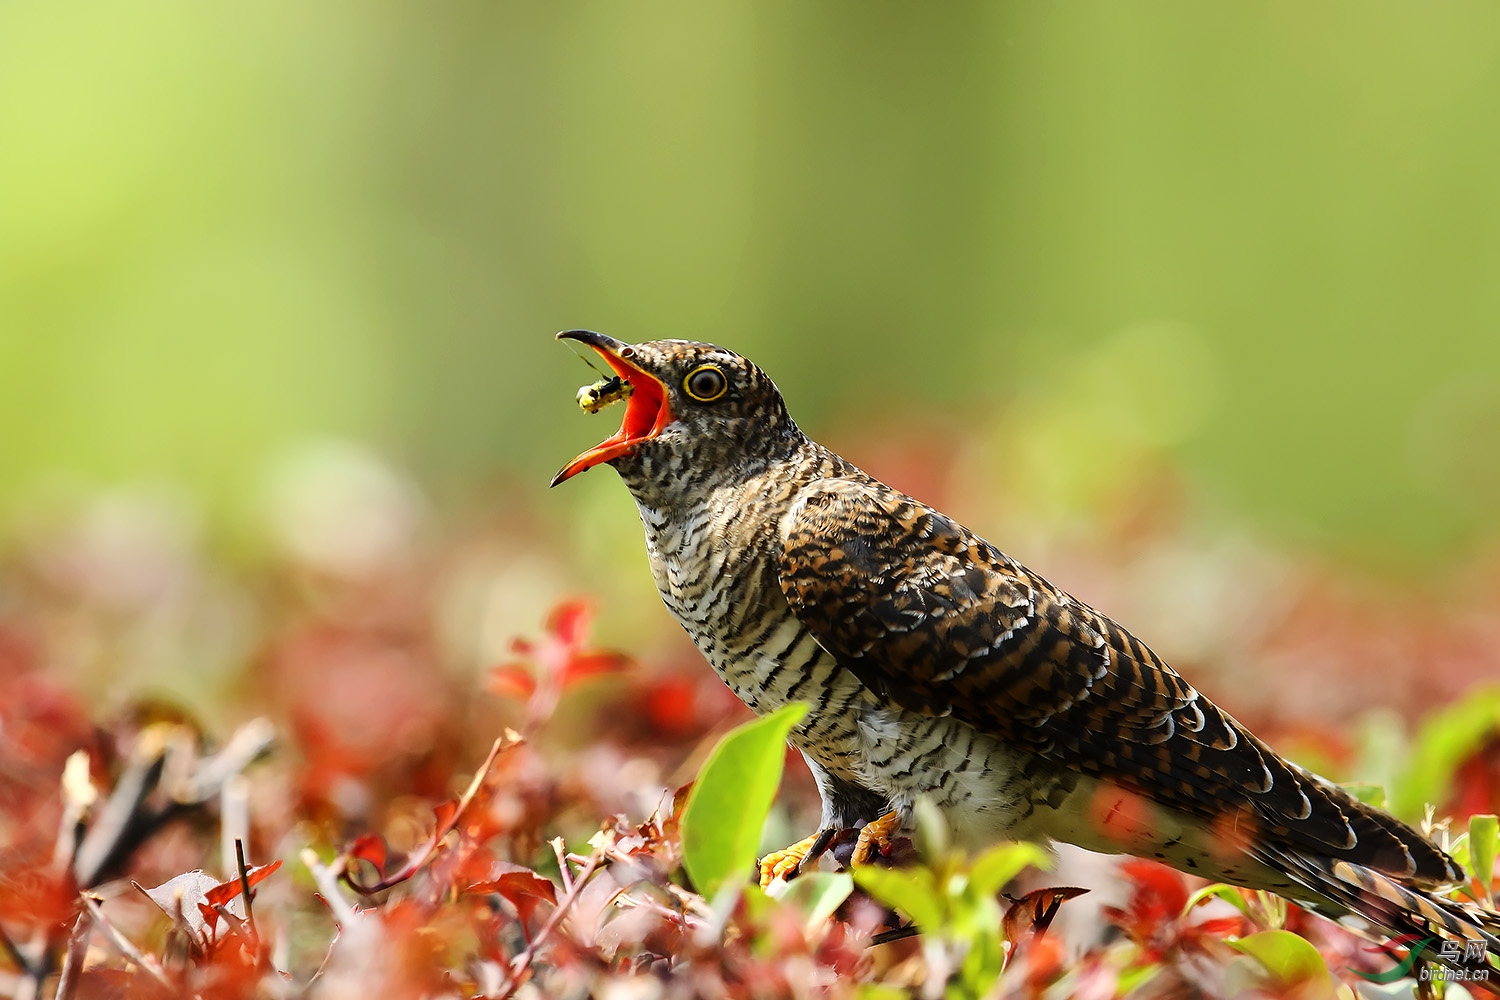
left=1003, top=886, right=1090, bottom=945
left=1117, top=858, right=1189, bottom=913
left=497, top=602, right=634, bottom=724
left=546, top=600, right=594, bottom=648
left=1448, top=733, right=1500, bottom=819
left=560, top=651, right=631, bottom=687
left=1192, top=916, right=1248, bottom=938
left=0, top=858, right=77, bottom=926
left=466, top=861, right=558, bottom=904
left=1103, top=859, right=1192, bottom=958
left=1020, top=932, right=1066, bottom=986
left=348, top=834, right=389, bottom=876
left=643, top=676, right=699, bottom=736
left=468, top=861, right=558, bottom=927
left=203, top=860, right=283, bottom=909
left=485, top=663, right=537, bottom=700
left=136, top=862, right=281, bottom=947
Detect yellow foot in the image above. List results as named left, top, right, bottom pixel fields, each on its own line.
left=758, top=830, right=830, bottom=889
left=851, top=811, right=901, bottom=866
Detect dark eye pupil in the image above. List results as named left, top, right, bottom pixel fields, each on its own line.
left=691, top=371, right=722, bottom=398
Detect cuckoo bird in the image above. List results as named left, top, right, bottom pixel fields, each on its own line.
left=551, top=330, right=1499, bottom=963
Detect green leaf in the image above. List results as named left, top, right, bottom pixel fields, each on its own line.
left=967, top=841, right=1050, bottom=898
left=1182, top=883, right=1253, bottom=920
left=853, top=864, right=944, bottom=931
left=1391, top=686, right=1500, bottom=821
left=959, top=921, right=1005, bottom=998
left=1449, top=831, right=1472, bottom=872
left=679, top=703, right=807, bottom=899
left=1470, top=813, right=1497, bottom=905
left=1116, top=962, right=1163, bottom=996
left=773, top=871, right=854, bottom=930
left=1229, top=930, right=1333, bottom=994
left=855, top=986, right=909, bottom=1000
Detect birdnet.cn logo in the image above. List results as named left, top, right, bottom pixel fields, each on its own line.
left=1349, top=934, right=1493, bottom=984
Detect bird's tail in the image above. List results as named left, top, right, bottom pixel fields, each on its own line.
left=1254, top=842, right=1500, bottom=984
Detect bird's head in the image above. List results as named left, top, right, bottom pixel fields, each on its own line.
left=550, top=331, right=802, bottom=500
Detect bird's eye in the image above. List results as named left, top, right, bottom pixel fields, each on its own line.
left=683, top=365, right=728, bottom=402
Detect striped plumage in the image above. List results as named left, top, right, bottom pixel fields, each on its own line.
left=551, top=330, right=1499, bottom=965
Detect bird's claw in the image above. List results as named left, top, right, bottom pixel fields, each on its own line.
left=758, top=829, right=831, bottom=889
left=760, top=814, right=903, bottom=888
left=851, top=811, right=901, bottom=866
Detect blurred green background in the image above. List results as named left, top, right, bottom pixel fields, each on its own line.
left=3, top=1, right=1498, bottom=567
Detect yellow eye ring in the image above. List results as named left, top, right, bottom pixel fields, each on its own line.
left=683, top=364, right=728, bottom=402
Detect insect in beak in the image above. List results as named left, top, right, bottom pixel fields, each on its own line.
left=576, top=375, right=634, bottom=414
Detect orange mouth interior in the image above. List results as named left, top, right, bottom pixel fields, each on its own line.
left=610, top=354, right=666, bottom=443
left=551, top=350, right=672, bottom=485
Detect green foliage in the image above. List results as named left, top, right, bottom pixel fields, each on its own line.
left=5, top=5, right=1500, bottom=563
left=1389, top=687, right=1500, bottom=821
left=852, top=865, right=945, bottom=934
left=1226, top=930, right=1335, bottom=999
left=853, top=820, right=1051, bottom=999
left=1471, top=814, right=1498, bottom=898
left=1182, top=882, right=1254, bottom=921
left=1450, top=813, right=1499, bottom=907
left=769, top=870, right=853, bottom=931
left=679, top=702, right=807, bottom=900
left=854, top=987, right=909, bottom=1000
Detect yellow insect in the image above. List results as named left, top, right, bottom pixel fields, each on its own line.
left=577, top=375, right=633, bottom=414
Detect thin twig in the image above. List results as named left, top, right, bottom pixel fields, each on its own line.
left=500, top=849, right=603, bottom=998
left=52, top=912, right=91, bottom=1000
left=81, top=895, right=172, bottom=988
left=550, top=837, right=574, bottom=895
left=72, top=746, right=168, bottom=888
left=613, top=892, right=706, bottom=936
left=302, top=933, right=339, bottom=996
left=235, top=839, right=260, bottom=944
left=345, top=735, right=510, bottom=894
left=52, top=750, right=98, bottom=888
left=869, top=924, right=920, bottom=947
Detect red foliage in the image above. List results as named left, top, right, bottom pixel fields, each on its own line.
left=0, top=850, right=76, bottom=928
left=1103, top=859, right=1248, bottom=967
left=1448, top=733, right=1500, bottom=819
left=2, top=465, right=1497, bottom=999
left=134, top=860, right=282, bottom=954
left=269, top=619, right=460, bottom=819
left=486, top=599, right=632, bottom=733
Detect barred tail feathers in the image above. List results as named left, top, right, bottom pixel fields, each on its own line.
left=1253, top=842, right=1499, bottom=979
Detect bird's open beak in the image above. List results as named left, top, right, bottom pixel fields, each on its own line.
left=550, top=330, right=674, bottom=487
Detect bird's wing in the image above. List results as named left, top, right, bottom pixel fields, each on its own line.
left=775, top=478, right=1458, bottom=887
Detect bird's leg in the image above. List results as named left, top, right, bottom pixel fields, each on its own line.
left=851, top=811, right=902, bottom=866
left=758, top=827, right=837, bottom=889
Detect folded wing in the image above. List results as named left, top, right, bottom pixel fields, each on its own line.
left=775, top=478, right=1459, bottom=888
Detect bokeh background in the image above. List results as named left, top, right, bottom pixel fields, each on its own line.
left=4, top=3, right=1500, bottom=829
